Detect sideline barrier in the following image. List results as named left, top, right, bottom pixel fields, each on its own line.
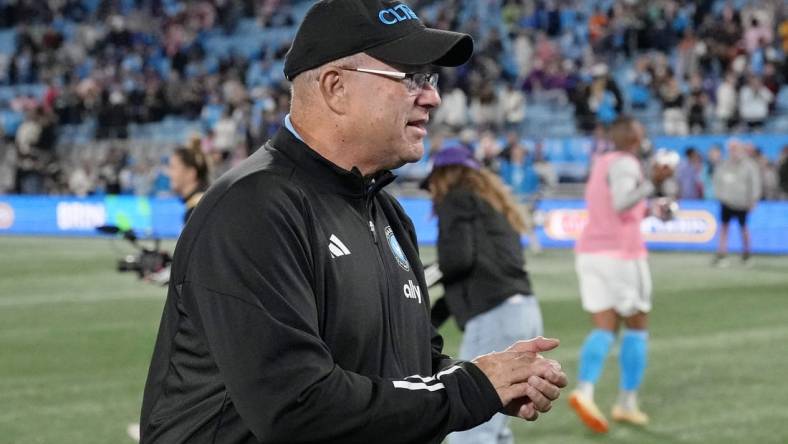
left=0, top=195, right=183, bottom=238
left=396, top=198, right=788, bottom=254
left=0, top=196, right=786, bottom=254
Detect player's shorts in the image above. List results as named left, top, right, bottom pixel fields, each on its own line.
left=575, top=253, right=652, bottom=317
left=720, top=203, right=749, bottom=226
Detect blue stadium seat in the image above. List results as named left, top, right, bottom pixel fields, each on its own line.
left=776, top=88, right=788, bottom=113
left=0, top=29, right=16, bottom=55
left=1, top=109, right=23, bottom=136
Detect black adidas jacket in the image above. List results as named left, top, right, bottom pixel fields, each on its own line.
left=435, top=188, right=533, bottom=330
left=140, top=128, right=502, bottom=444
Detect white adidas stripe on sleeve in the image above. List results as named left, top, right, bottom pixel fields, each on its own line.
left=392, top=381, right=446, bottom=391
left=392, top=365, right=462, bottom=391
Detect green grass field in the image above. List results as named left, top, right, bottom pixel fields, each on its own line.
left=1, top=237, right=787, bottom=443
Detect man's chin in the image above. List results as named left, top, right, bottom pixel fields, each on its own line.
left=405, top=143, right=425, bottom=163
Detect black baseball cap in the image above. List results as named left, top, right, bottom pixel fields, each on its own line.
left=283, top=0, right=474, bottom=80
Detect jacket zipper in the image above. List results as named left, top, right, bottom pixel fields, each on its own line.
left=368, top=220, right=377, bottom=244
left=365, top=187, right=406, bottom=373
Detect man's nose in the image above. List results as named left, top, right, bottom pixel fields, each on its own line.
left=416, top=84, right=441, bottom=109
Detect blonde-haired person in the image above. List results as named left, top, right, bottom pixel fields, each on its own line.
left=425, top=146, right=543, bottom=444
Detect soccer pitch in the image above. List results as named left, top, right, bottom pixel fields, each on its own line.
left=1, top=237, right=787, bottom=444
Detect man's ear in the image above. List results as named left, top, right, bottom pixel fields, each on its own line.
left=317, top=67, right=349, bottom=115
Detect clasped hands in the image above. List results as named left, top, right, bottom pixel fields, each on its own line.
left=472, top=337, right=567, bottom=421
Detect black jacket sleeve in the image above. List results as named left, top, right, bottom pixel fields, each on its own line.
left=436, top=190, right=478, bottom=283
left=430, top=297, right=451, bottom=328
left=180, top=177, right=501, bottom=443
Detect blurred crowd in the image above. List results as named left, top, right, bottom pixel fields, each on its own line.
left=0, top=0, right=787, bottom=198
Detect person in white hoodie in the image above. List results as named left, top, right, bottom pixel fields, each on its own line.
left=712, top=140, right=761, bottom=267
left=715, top=71, right=738, bottom=130
left=738, top=75, right=773, bottom=131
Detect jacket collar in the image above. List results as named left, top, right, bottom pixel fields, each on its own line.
left=269, top=127, right=396, bottom=198
left=181, top=185, right=207, bottom=208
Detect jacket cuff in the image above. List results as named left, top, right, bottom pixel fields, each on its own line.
left=443, top=361, right=503, bottom=432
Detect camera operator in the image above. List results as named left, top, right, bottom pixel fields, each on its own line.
left=137, top=142, right=209, bottom=287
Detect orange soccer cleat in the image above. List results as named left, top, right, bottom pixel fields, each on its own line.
left=569, top=391, right=609, bottom=433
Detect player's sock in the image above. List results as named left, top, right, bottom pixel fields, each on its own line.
left=616, top=390, right=638, bottom=411
left=619, top=329, right=649, bottom=394
left=576, top=381, right=594, bottom=400
left=578, top=329, right=615, bottom=391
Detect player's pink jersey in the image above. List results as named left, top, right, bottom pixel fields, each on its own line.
left=575, top=151, right=647, bottom=259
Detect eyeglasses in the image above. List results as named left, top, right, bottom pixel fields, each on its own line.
left=338, top=67, right=439, bottom=94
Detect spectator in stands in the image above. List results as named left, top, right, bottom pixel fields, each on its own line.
left=744, top=17, right=773, bottom=54
left=14, top=107, right=47, bottom=194
left=708, top=5, right=743, bottom=69
left=779, top=13, right=788, bottom=55
left=424, top=146, right=544, bottom=444
left=686, top=74, right=709, bottom=134
left=0, top=139, right=16, bottom=194
left=469, top=82, right=502, bottom=131
left=511, top=29, right=534, bottom=81
left=588, top=6, right=609, bottom=52
left=97, top=89, right=129, bottom=139
left=715, top=71, right=739, bottom=131
left=778, top=146, right=788, bottom=199
left=762, top=63, right=782, bottom=113
left=501, top=81, right=526, bottom=132
left=532, top=140, right=558, bottom=193
left=572, top=64, right=623, bottom=133
left=658, top=70, right=688, bottom=135
left=738, top=75, right=774, bottom=131
left=500, top=139, right=537, bottom=196
left=477, top=130, right=503, bottom=175
left=96, top=146, right=125, bottom=195
left=712, top=140, right=761, bottom=267
left=677, top=147, right=704, bottom=200
left=432, top=84, right=468, bottom=132
left=212, top=107, right=239, bottom=154
left=68, top=159, right=94, bottom=197
left=627, top=55, right=653, bottom=110
left=1, top=0, right=788, bottom=200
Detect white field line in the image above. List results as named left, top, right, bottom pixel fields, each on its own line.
left=0, top=291, right=163, bottom=307
left=0, top=320, right=153, bottom=340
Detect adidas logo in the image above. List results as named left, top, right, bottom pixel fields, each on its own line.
left=328, top=234, right=351, bottom=258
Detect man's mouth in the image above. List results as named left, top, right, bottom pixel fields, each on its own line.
left=406, top=118, right=428, bottom=131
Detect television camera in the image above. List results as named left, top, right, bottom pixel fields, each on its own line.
left=96, top=225, right=171, bottom=283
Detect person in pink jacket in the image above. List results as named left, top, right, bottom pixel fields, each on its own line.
left=568, top=116, right=673, bottom=433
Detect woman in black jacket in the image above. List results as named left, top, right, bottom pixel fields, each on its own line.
left=424, top=146, right=544, bottom=444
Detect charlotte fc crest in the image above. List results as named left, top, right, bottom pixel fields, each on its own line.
left=385, top=226, right=410, bottom=271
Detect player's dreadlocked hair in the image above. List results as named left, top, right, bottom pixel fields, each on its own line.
left=427, top=165, right=527, bottom=234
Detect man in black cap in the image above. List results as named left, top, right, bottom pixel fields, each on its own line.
left=140, top=2, right=567, bottom=443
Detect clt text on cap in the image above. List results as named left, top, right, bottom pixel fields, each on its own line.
left=379, top=4, right=418, bottom=25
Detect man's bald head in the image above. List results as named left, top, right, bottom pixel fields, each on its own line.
left=608, top=116, right=644, bottom=154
